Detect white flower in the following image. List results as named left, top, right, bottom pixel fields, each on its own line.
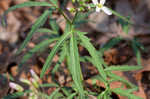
left=92, top=0, right=112, bottom=15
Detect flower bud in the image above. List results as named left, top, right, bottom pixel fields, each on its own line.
left=29, top=92, right=38, bottom=99
left=20, top=78, right=31, bottom=85
left=67, top=7, right=75, bottom=13
left=31, top=78, right=39, bottom=88
left=30, top=69, right=39, bottom=82
left=9, top=82, right=24, bottom=92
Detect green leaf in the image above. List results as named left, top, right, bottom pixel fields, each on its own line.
left=36, top=28, right=57, bottom=34
left=3, top=73, right=14, bottom=81
left=65, top=42, right=72, bottom=74
left=40, top=32, right=71, bottom=78
left=77, top=33, right=107, bottom=81
left=3, top=90, right=31, bottom=99
left=118, top=16, right=131, bottom=34
left=80, top=56, right=93, bottom=63
left=74, top=30, right=88, bottom=35
left=47, top=8, right=60, bottom=34
left=98, top=91, right=111, bottom=99
left=110, top=8, right=132, bottom=24
left=131, top=40, right=142, bottom=65
left=3, top=92, right=24, bottom=99
left=64, top=22, right=71, bottom=34
left=19, top=38, right=58, bottom=68
left=51, top=46, right=67, bottom=74
left=49, top=88, right=60, bottom=98
left=1, top=1, right=52, bottom=27
left=105, top=65, right=142, bottom=71
left=61, top=87, right=72, bottom=97
left=16, top=10, right=50, bottom=54
left=107, top=72, right=136, bottom=88
left=90, top=75, right=106, bottom=85
left=100, top=37, right=122, bottom=53
left=49, top=0, right=58, bottom=7
left=126, top=87, right=139, bottom=93
left=111, top=88, right=142, bottom=99
left=38, top=92, right=50, bottom=98
left=133, top=39, right=145, bottom=51
left=40, top=83, right=59, bottom=88
left=69, top=33, right=85, bottom=98
left=67, top=93, right=77, bottom=99
left=53, top=93, right=64, bottom=99
left=49, top=18, right=60, bottom=33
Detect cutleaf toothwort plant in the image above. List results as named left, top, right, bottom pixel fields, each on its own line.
left=1, top=0, right=143, bottom=99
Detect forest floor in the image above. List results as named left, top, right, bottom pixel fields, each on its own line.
left=0, top=0, right=150, bottom=99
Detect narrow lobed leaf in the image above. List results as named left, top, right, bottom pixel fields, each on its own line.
left=107, top=72, right=136, bottom=88
left=16, top=10, right=50, bottom=54
left=100, top=37, right=122, bottom=53
left=40, top=32, right=71, bottom=78
left=49, top=0, right=58, bottom=7
left=131, top=40, right=142, bottom=66
left=3, top=90, right=31, bottom=99
left=19, top=38, right=59, bottom=69
left=67, top=93, right=77, bottom=99
left=77, top=33, right=107, bottom=81
left=40, top=83, right=59, bottom=88
left=51, top=46, right=67, bottom=74
left=105, top=65, right=142, bottom=71
left=1, top=1, right=52, bottom=27
left=48, top=88, right=60, bottom=98
left=110, top=8, right=132, bottom=24
left=36, top=28, right=57, bottom=34
left=69, top=33, right=85, bottom=98
left=111, top=88, right=142, bottom=99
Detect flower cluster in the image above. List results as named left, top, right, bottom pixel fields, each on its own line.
left=68, top=0, right=112, bottom=15
left=9, top=69, right=40, bottom=99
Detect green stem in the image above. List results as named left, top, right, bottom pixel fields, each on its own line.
left=58, top=8, right=72, bottom=25
left=72, top=11, right=79, bottom=24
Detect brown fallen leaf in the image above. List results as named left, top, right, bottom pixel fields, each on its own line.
left=104, top=45, right=133, bottom=65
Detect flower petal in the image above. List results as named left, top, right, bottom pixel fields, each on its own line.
left=100, top=0, right=106, bottom=5
left=102, top=6, right=112, bottom=15
left=92, top=0, right=98, bottom=5
left=96, top=7, right=101, bottom=12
